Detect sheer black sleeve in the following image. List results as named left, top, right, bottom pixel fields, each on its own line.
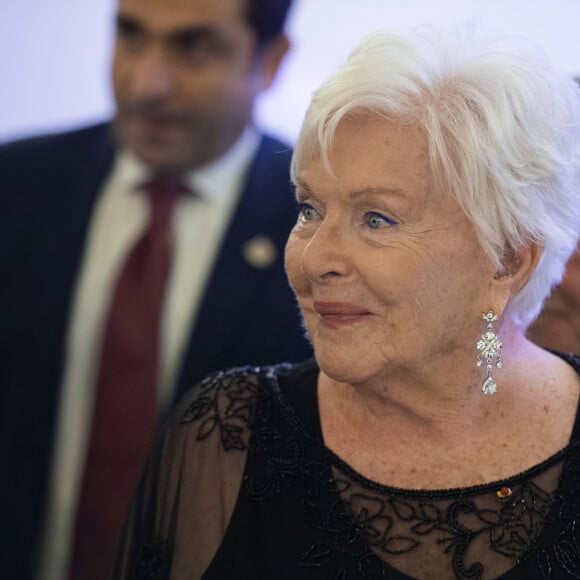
left=111, top=368, right=260, bottom=580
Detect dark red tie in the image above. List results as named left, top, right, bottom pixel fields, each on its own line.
left=68, top=179, right=185, bottom=580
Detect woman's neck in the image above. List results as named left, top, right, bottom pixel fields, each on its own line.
left=317, top=328, right=580, bottom=488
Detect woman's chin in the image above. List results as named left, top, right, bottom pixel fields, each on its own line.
left=314, top=350, right=377, bottom=386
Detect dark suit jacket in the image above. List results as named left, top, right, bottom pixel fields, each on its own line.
left=0, top=123, right=311, bottom=579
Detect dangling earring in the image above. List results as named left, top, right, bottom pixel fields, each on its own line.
left=476, top=310, right=503, bottom=395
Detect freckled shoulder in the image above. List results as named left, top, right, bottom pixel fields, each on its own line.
left=517, top=349, right=580, bottom=458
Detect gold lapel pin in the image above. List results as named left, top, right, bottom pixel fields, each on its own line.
left=242, top=235, right=278, bottom=269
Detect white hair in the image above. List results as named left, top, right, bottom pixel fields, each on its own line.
left=292, top=25, right=580, bottom=329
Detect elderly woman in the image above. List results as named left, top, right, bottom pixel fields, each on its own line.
left=113, top=27, right=580, bottom=579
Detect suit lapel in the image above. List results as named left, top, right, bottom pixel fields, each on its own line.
left=175, top=135, right=296, bottom=396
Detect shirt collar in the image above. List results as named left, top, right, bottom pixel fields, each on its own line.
left=114, top=126, right=261, bottom=204
left=190, top=125, right=261, bottom=202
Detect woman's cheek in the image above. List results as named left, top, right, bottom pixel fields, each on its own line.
left=284, top=233, right=310, bottom=298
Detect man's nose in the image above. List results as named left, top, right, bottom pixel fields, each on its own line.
left=130, top=48, right=175, bottom=101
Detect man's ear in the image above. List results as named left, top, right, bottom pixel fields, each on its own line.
left=255, top=34, right=291, bottom=91
left=490, top=242, right=542, bottom=309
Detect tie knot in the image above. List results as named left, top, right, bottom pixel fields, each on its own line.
left=142, top=178, right=189, bottom=217
left=143, top=178, right=189, bottom=200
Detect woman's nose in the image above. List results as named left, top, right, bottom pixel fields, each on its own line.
left=300, top=221, right=352, bottom=283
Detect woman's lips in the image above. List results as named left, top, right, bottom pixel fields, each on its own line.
left=313, top=301, right=372, bottom=327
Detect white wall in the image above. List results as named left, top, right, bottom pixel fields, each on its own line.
left=1, top=0, right=579, bottom=144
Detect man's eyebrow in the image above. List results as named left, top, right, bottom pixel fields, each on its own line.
left=115, top=14, right=219, bottom=44
left=115, top=14, right=143, bottom=33
left=170, top=25, right=221, bottom=45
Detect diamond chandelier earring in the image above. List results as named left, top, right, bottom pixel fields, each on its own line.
left=476, top=310, right=503, bottom=395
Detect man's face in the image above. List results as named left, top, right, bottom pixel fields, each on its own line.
left=112, top=0, right=286, bottom=173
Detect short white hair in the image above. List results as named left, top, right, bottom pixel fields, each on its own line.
left=292, top=25, right=580, bottom=329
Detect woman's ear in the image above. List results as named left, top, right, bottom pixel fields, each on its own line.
left=490, top=242, right=542, bottom=309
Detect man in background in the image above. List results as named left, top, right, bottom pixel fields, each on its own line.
left=0, top=0, right=310, bottom=578
left=528, top=77, right=580, bottom=355
left=528, top=247, right=580, bottom=353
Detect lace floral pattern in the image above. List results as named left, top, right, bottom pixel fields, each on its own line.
left=531, top=442, right=580, bottom=578
left=181, top=367, right=262, bottom=450
left=302, top=479, right=556, bottom=578
left=176, top=361, right=580, bottom=579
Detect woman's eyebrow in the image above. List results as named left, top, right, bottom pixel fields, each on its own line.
left=294, top=179, right=318, bottom=201
left=294, top=181, right=409, bottom=207
left=294, top=178, right=314, bottom=194
left=349, top=187, right=409, bottom=201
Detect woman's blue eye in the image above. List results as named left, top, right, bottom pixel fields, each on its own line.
left=365, top=211, right=398, bottom=229
left=298, top=203, right=317, bottom=222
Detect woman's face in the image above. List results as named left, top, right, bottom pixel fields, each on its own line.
left=285, top=116, right=497, bottom=386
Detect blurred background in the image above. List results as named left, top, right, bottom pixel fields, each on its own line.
left=2, top=0, right=579, bottom=144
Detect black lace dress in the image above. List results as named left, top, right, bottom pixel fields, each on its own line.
left=112, top=355, right=580, bottom=579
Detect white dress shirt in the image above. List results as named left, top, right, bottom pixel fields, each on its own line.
left=35, top=127, right=261, bottom=580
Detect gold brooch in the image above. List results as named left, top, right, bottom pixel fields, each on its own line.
left=496, top=486, right=513, bottom=501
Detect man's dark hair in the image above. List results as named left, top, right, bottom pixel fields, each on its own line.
left=245, top=0, right=294, bottom=46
